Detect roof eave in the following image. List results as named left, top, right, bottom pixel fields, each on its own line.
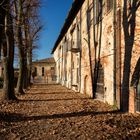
left=51, top=0, right=85, bottom=54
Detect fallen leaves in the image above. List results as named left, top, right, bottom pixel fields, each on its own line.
left=0, top=84, right=140, bottom=139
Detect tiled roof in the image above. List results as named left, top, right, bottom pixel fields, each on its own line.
left=33, top=57, right=55, bottom=63
left=51, top=0, right=85, bottom=54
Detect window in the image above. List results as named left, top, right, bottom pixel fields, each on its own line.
left=35, top=67, right=37, bottom=76
left=87, top=1, right=94, bottom=28
left=106, top=0, right=113, bottom=13
left=42, top=67, right=44, bottom=76
left=76, top=68, right=79, bottom=83
left=51, top=67, right=55, bottom=71
left=94, top=0, right=102, bottom=24
left=72, top=61, right=74, bottom=69
left=87, top=8, right=92, bottom=30
left=65, top=70, right=67, bottom=81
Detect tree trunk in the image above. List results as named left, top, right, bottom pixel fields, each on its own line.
left=17, top=50, right=24, bottom=94
left=27, top=47, right=32, bottom=87
left=27, top=25, right=32, bottom=87
left=2, top=0, right=16, bottom=100
left=23, top=22, right=30, bottom=88
left=16, top=0, right=25, bottom=94
left=121, top=0, right=138, bottom=112
left=23, top=52, right=28, bottom=89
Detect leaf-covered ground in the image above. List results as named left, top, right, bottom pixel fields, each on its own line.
left=0, top=84, right=140, bottom=140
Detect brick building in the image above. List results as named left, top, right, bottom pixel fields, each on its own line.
left=52, top=0, right=140, bottom=113
left=32, top=57, right=56, bottom=84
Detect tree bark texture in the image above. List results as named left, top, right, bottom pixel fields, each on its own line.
left=1, top=0, right=16, bottom=100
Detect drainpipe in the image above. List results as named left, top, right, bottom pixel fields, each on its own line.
left=76, top=9, right=82, bottom=93
left=113, top=0, right=117, bottom=105
left=71, top=34, right=73, bottom=88
left=92, top=0, right=97, bottom=99
left=87, top=0, right=94, bottom=98
left=79, top=9, right=82, bottom=93
left=62, top=44, right=64, bottom=85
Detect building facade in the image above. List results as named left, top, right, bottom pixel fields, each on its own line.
left=32, top=58, right=56, bottom=84
left=52, top=0, right=140, bottom=113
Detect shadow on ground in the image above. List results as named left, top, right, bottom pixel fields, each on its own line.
left=0, top=110, right=120, bottom=123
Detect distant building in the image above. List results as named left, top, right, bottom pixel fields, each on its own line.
left=52, top=0, right=140, bottom=113
left=32, top=57, right=56, bottom=83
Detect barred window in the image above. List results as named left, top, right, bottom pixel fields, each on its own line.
left=106, top=0, right=113, bottom=13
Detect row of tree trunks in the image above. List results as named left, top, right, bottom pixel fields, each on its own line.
left=0, top=0, right=41, bottom=99
left=15, top=0, right=41, bottom=94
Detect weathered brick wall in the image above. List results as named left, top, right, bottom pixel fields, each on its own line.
left=100, top=11, right=114, bottom=105
left=53, top=0, right=115, bottom=102
left=53, top=0, right=140, bottom=112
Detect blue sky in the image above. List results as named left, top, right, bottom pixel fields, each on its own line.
left=36, top=0, right=73, bottom=60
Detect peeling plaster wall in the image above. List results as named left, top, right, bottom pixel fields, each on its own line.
left=80, top=0, right=93, bottom=97
left=100, top=12, right=114, bottom=105
left=53, top=47, right=60, bottom=83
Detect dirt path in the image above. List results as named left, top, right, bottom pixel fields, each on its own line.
left=0, top=84, right=140, bottom=140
